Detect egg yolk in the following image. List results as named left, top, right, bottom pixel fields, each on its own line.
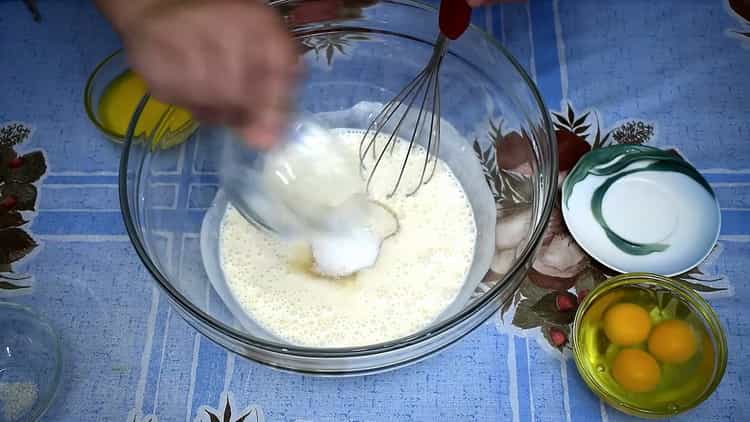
left=603, top=303, right=651, bottom=346
left=648, top=319, right=697, bottom=364
left=612, top=348, right=661, bottom=393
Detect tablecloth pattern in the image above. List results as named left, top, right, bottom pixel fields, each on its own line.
left=1, top=0, right=749, bottom=420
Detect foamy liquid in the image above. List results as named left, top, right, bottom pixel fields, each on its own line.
left=219, top=129, right=476, bottom=347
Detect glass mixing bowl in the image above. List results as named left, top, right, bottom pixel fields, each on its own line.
left=119, top=0, right=557, bottom=375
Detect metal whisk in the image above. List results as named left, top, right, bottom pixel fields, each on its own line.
left=359, top=0, right=472, bottom=197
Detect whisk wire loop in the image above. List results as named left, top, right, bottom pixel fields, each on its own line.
left=359, top=35, right=450, bottom=197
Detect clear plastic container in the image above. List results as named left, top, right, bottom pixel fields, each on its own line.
left=220, top=116, right=366, bottom=238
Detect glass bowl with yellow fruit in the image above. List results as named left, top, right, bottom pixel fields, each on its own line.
left=572, top=272, right=727, bottom=418
left=84, top=49, right=197, bottom=149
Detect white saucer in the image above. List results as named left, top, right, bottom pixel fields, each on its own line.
left=561, top=145, right=720, bottom=276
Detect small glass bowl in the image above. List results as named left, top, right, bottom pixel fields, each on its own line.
left=572, top=273, right=727, bottom=418
left=0, top=302, right=62, bottom=422
left=83, top=49, right=198, bottom=149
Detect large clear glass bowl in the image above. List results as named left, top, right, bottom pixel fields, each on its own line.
left=119, top=0, right=557, bottom=375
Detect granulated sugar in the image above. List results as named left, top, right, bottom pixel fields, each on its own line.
left=0, top=382, right=38, bottom=421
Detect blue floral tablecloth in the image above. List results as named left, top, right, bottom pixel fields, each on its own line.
left=1, top=0, right=749, bottom=420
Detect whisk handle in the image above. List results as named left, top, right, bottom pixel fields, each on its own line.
left=439, top=0, right=472, bottom=40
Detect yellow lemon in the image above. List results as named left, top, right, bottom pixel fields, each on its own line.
left=603, top=303, right=651, bottom=346
left=648, top=319, right=697, bottom=364
left=612, top=349, right=661, bottom=393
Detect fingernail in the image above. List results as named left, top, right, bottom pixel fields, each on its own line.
left=239, top=127, right=277, bottom=150
left=238, top=114, right=285, bottom=150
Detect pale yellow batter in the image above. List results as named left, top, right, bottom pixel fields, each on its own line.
left=220, top=129, right=476, bottom=347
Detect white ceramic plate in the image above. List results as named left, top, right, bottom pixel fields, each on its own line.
left=561, top=145, right=720, bottom=276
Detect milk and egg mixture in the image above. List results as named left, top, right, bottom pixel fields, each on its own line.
left=220, top=129, right=476, bottom=347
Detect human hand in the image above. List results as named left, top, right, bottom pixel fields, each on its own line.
left=118, top=0, right=298, bottom=149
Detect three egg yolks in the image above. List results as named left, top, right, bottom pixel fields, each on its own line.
left=602, top=302, right=698, bottom=393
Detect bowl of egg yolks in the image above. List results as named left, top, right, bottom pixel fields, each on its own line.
left=572, top=272, right=727, bottom=418
left=84, top=49, right=198, bottom=149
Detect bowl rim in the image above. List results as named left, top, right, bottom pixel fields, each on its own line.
left=118, top=0, right=559, bottom=360
left=83, top=48, right=127, bottom=142
left=0, top=301, right=63, bottom=421
left=571, top=272, right=728, bottom=418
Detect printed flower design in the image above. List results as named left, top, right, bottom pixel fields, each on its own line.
left=727, top=0, right=750, bottom=39
left=529, top=208, right=588, bottom=291
left=0, top=123, right=46, bottom=292
left=300, top=33, right=370, bottom=65
left=197, top=394, right=264, bottom=422
left=551, top=106, right=592, bottom=173
left=474, top=104, right=727, bottom=351
left=127, top=394, right=265, bottom=422
left=130, top=414, right=157, bottom=422
left=283, top=0, right=375, bottom=66
left=472, top=122, right=534, bottom=290
left=526, top=106, right=593, bottom=291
